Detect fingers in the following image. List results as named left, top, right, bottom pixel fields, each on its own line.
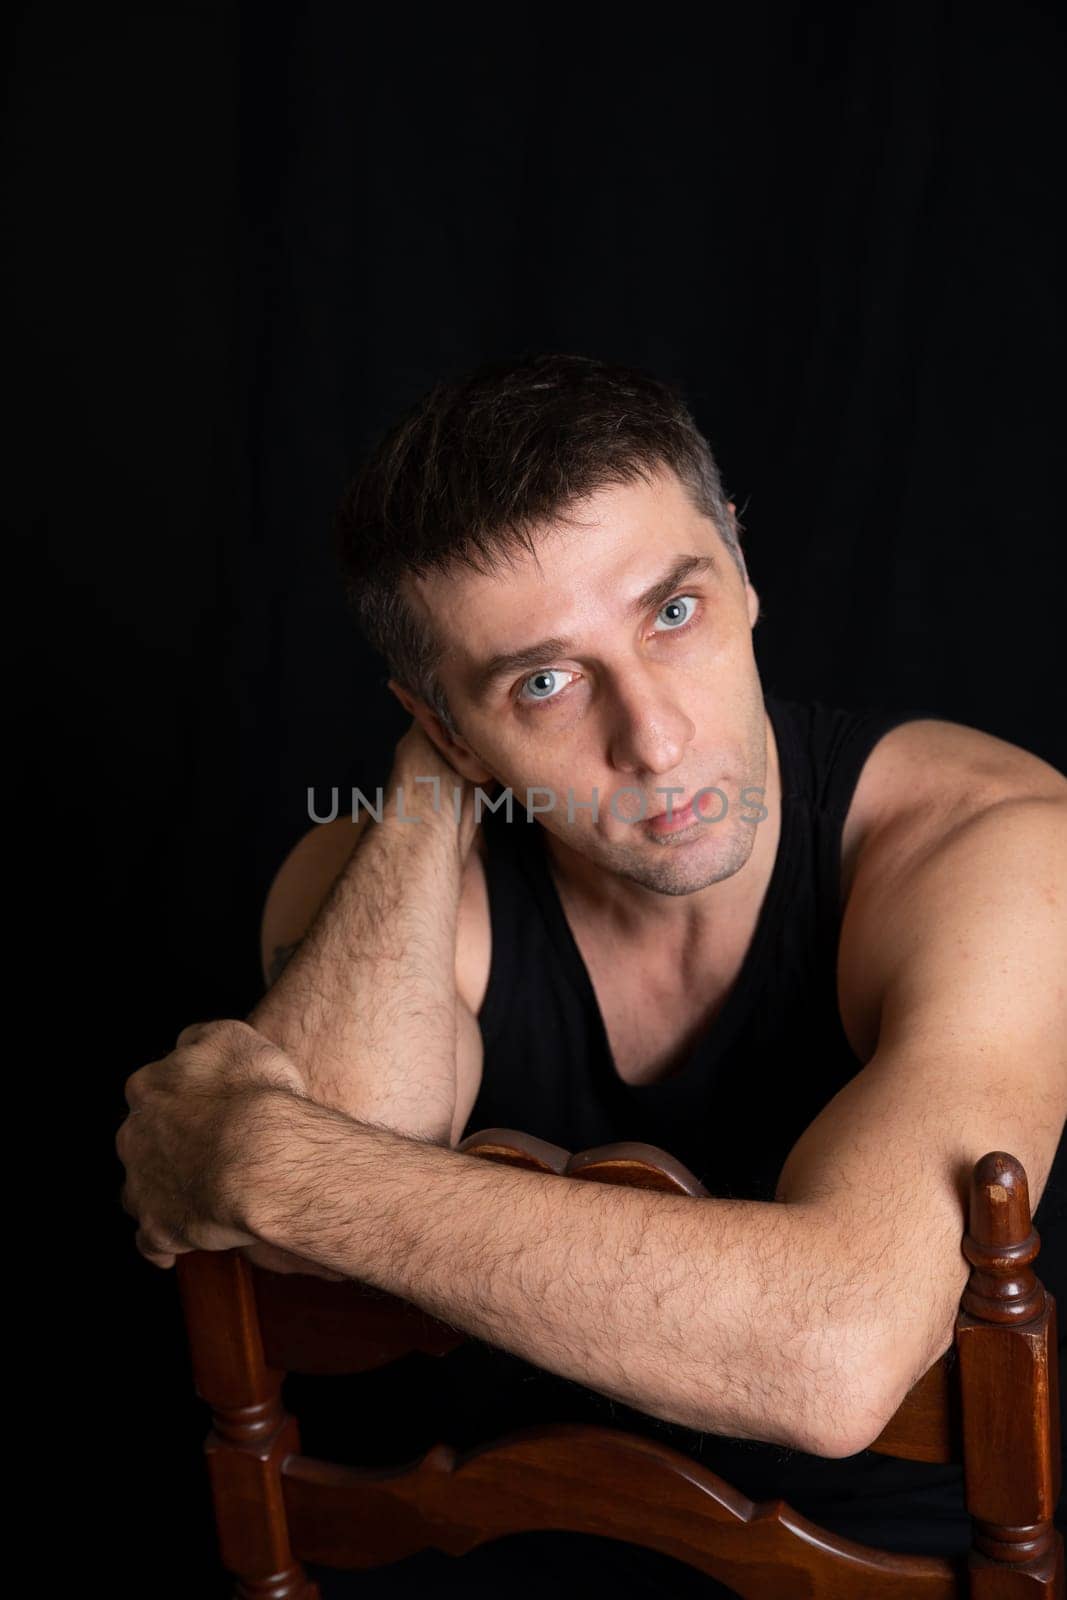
left=124, top=1020, right=245, bottom=1071
left=123, top=1171, right=190, bottom=1265
left=123, top=1020, right=257, bottom=1106
left=175, top=1019, right=222, bottom=1050
left=175, top=1017, right=267, bottom=1059
left=134, top=1225, right=180, bottom=1270
left=122, top=1068, right=145, bottom=1109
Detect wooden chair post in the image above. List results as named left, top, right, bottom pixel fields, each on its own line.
left=169, top=1137, right=1064, bottom=1596
left=957, top=1151, right=1063, bottom=1598
left=176, top=1250, right=320, bottom=1600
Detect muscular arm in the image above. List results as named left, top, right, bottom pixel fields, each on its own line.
left=241, top=1091, right=854, bottom=1458
left=776, top=789, right=1067, bottom=1431
left=248, top=728, right=478, bottom=1145
left=237, top=763, right=1065, bottom=1454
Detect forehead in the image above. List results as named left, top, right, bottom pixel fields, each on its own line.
left=407, top=467, right=724, bottom=679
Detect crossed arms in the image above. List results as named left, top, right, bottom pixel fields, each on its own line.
left=125, top=722, right=1067, bottom=1461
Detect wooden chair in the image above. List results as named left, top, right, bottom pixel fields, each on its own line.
left=175, top=1133, right=1063, bottom=1598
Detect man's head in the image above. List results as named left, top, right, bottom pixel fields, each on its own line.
left=337, top=352, right=768, bottom=896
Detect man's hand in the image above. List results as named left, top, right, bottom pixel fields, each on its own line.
left=381, top=705, right=484, bottom=863
left=116, top=1018, right=343, bottom=1279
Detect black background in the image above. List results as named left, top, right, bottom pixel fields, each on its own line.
left=13, top=3, right=1064, bottom=1593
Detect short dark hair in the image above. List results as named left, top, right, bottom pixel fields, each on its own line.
left=335, top=351, right=745, bottom=735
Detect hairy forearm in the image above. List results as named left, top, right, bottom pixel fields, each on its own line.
left=248, top=810, right=463, bottom=1141
left=243, top=1092, right=851, bottom=1456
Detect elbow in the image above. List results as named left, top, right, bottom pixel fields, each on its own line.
left=803, top=1412, right=887, bottom=1461
left=799, top=1347, right=900, bottom=1460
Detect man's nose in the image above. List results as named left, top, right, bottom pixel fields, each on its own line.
left=605, top=670, right=695, bottom=778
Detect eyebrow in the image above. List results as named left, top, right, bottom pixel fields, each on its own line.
left=467, top=553, right=717, bottom=702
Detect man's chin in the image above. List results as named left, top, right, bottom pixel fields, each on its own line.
left=601, top=822, right=755, bottom=894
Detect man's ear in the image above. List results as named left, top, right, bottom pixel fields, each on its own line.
left=386, top=679, right=495, bottom=784
left=719, top=502, right=758, bottom=627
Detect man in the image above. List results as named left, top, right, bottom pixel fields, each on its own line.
left=118, top=353, right=1066, bottom=1582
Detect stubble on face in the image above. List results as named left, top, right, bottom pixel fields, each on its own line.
left=537, top=684, right=771, bottom=899
left=409, top=466, right=771, bottom=905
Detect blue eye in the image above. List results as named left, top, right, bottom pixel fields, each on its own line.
left=654, top=594, right=698, bottom=630
left=516, top=596, right=700, bottom=711
left=519, top=667, right=571, bottom=705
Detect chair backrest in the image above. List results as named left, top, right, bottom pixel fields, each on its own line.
left=175, top=1136, right=1063, bottom=1599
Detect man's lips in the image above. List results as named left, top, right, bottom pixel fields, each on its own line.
left=644, top=791, right=711, bottom=832
left=646, top=792, right=696, bottom=820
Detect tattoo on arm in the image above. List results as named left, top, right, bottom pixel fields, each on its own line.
left=268, top=940, right=302, bottom=986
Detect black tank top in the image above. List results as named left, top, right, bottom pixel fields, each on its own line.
left=458, top=694, right=1067, bottom=1573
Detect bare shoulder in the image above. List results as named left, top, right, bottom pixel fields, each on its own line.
left=260, top=815, right=370, bottom=984
left=842, top=715, right=1067, bottom=903
left=837, top=715, right=1066, bottom=1060
left=455, top=824, right=492, bottom=1017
